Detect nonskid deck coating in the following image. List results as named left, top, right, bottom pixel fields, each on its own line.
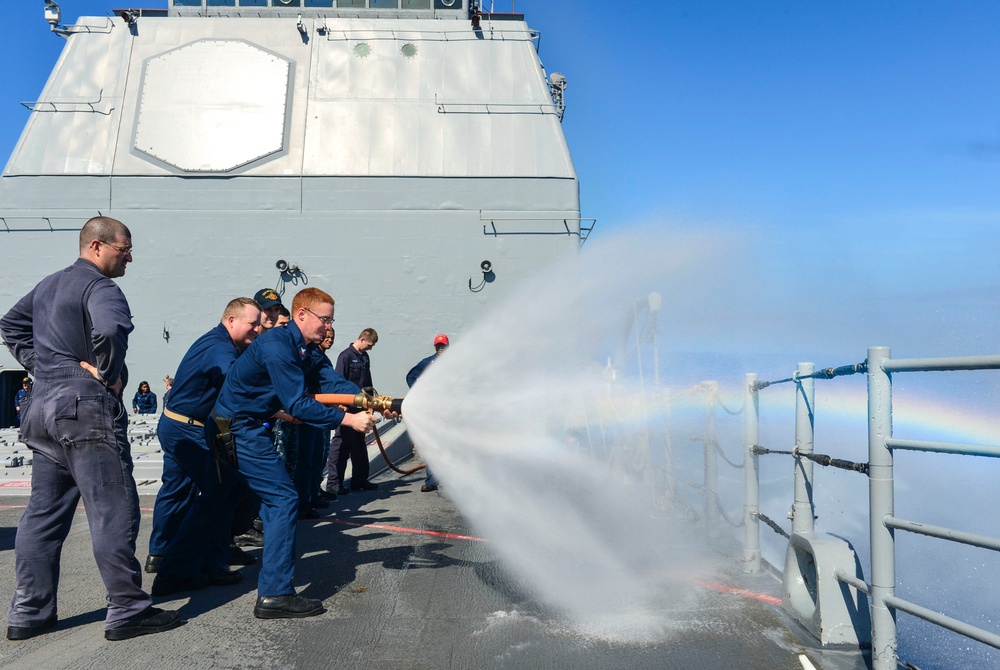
left=0, top=467, right=830, bottom=670
left=0, top=420, right=865, bottom=669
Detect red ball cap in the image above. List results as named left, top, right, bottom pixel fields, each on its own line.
left=433, top=334, right=449, bottom=346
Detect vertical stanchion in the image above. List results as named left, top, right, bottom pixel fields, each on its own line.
left=868, top=347, right=897, bottom=670
left=704, top=402, right=718, bottom=528
left=791, top=362, right=815, bottom=535
left=743, top=373, right=761, bottom=573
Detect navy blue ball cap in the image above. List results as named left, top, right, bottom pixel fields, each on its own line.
left=254, top=288, right=282, bottom=310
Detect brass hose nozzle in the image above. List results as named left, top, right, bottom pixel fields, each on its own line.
left=312, top=392, right=403, bottom=415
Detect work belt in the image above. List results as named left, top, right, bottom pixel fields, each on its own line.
left=209, top=412, right=237, bottom=470
left=163, top=408, right=206, bottom=428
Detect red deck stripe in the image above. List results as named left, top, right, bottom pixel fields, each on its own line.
left=327, top=518, right=489, bottom=542
left=0, top=503, right=782, bottom=606
left=694, top=579, right=783, bottom=605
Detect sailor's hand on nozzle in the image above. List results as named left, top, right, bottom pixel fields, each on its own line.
left=341, top=411, right=376, bottom=434
left=80, top=361, right=123, bottom=396
left=379, top=408, right=401, bottom=420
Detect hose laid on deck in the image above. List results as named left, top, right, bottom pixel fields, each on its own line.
left=372, top=423, right=425, bottom=476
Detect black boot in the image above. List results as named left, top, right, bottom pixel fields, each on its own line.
left=254, top=595, right=325, bottom=619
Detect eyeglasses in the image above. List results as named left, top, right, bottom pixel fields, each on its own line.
left=304, top=307, right=334, bottom=325
left=101, top=240, right=133, bottom=255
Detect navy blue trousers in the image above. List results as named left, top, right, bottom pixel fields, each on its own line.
left=148, top=416, right=199, bottom=557
left=326, top=425, right=370, bottom=490
left=10, top=373, right=152, bottom=629
left=150, top=416, right=237, bottom=579
left=295, top=425, right=325, bottom=508
left=231, top=417, right=299, bottom=596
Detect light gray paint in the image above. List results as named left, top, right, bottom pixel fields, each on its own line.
left=0, top=9, right=581, bottom=398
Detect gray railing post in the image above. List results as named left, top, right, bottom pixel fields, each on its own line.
left=705, top=401, right=719, bottom=528
left=868, top=346, right=897, bottom=669
left=791, top=362, right=815, bottom=535
left=744, top=373, right=761, bottom=573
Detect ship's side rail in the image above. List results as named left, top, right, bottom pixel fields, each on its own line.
left=864, top=348, right=1000, bottom=669
left=21, top=88, right=114, bottom=115
left=479, top=213, right=597, bottom=245
left=0, top=216, right=84, bottom=233
left=737, top=348, right=1000, bottom=669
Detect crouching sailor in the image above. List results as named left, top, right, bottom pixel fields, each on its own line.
left=213, top=287, right=384, bottom=619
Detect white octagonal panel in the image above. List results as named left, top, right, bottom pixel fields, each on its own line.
left=135, top=40, right=290, bottom=172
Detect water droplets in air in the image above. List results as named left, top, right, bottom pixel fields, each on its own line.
left=404, top=228, right=743, bottom=642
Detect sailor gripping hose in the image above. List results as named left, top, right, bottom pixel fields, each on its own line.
left=261, top=389, right=421, bottom=475
left=311, top=389, right=424, bottom=475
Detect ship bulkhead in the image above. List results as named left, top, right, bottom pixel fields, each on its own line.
left=0, top=0, right=581, bottom=412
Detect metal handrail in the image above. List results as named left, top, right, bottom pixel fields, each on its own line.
left=881, top=354, right=1000, bottom=372
left=884, top=596, right=1000, bottom=651
left=1, top=217, right=84, bottom=233
left=324, top=27, right=538, bottom=41
left=836, top=571, right=871, bottom=595
left=613, top=315, right=1000, bottom=663
left=743, top=348, right=1000, bottom=668
left=480, top=217, right=597, bottom=245
left=21, top=89, right=113, bottom=115
left=883, top=515, right=1000, bottom=553
left=885, top=437, right=1000, bottom=458
left=867, top=346, right=1000, bottom=669
left=434, top=93, right=561, bottom=115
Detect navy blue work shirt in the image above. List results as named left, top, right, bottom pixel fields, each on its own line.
left=14, top=388, right=29, bottom=413
left=0, top=258, right=132, bottom=386
left=335, top=345, right=372, bottom=388
left=405, top=353, right=437, bottom=389
left=132, top=390, right=157, bottom=414
left=214, top=320, right=359, bottom=428
left=335, top=344, right=372, bottom=413
left=166, top=322, right=242, bottom=423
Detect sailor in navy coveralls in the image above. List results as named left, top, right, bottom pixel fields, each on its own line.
left=13, top=377, right=30, bottom=426
left=327, top=329, right=378, bottom=494
left=0, top=217, right=180, bottom=641
left=147, top=297, right=262, bottom=594
left=214, top=287, right=381, bottom=619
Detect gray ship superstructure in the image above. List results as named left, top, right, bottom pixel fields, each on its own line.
left=0, top=0, right=586, bottom=418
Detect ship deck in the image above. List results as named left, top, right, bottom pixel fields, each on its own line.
left=0, top=425, right=869, bottom=670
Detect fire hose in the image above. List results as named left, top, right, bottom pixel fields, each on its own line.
left=309, top=392, right=425, bottom=475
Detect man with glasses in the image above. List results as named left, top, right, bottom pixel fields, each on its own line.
left=214, top=287, right=385, bottom=619
left=146, top=297, right=263, bottom=596
left=0, top=216, right=182, bottom=640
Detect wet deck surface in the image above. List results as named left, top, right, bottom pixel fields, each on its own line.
left=0, top=443, right=856, bottom=670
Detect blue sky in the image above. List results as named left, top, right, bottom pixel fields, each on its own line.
left=3, top=4, right=1000, bottom=665
left=8, top=2, right=1000, bottom=227
left=3, top=1, right=1000, bottom=367
left=520, top=1, right=1000, bottom=371
left=531, top=2, right=1000, bottom=227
